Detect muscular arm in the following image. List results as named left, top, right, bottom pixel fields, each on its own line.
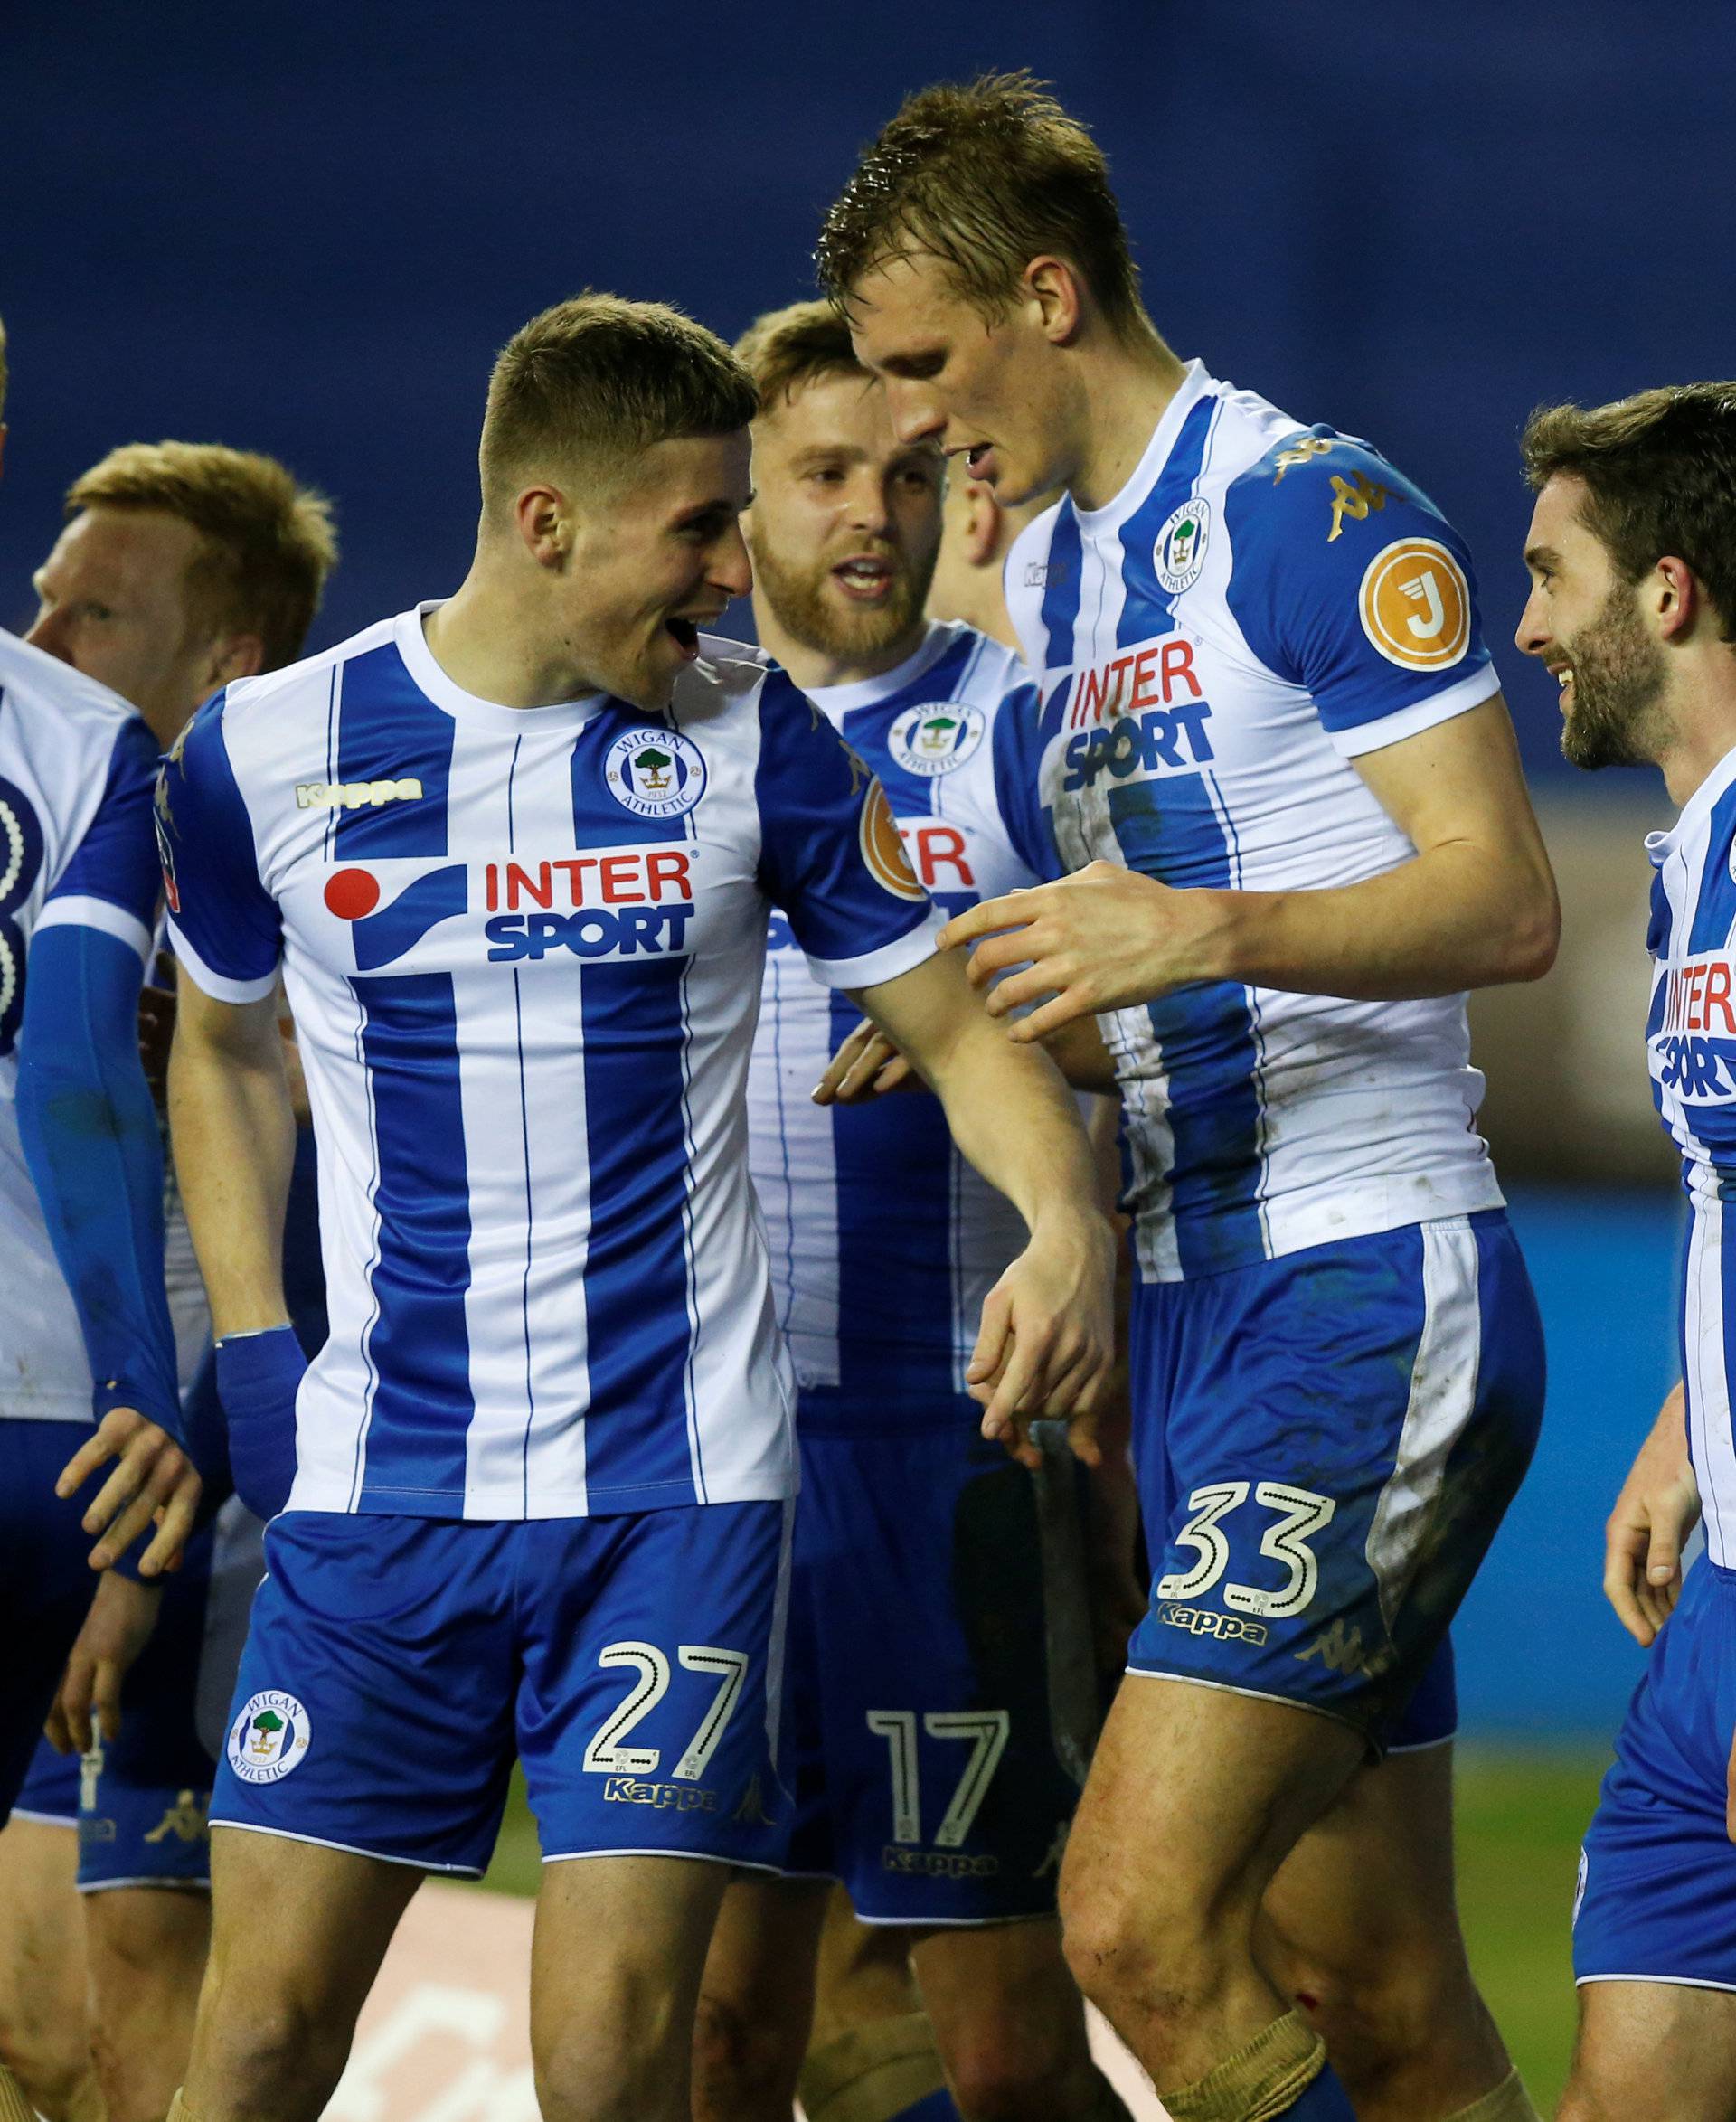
left=947, top=696, right=1561, bottom=1039
left=851, top=948, right=1116, bottom=1458
left=167, top=970, right=297, bottom=1335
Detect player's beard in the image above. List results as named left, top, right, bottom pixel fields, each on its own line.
left=1560, top=584, right=1669, bottom=771
left=750, top=535, right=934, bottom=665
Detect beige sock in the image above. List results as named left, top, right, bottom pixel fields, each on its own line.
left=1162, top=2010, right=1328, bottom=2122
left=1443, top=2069, right=1543, bottom=2122
left=165, top=2092, right=200, bottom=2122
left=798, top=2012, right=949, bottom=2122
left=0, top=2063, right=38, bottom=2122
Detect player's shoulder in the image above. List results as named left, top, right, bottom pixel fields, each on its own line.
left=0, top=626, right=138, bottom=748
left=222, top=612, right=401, bottom=731
left=1215, top=403, right=1455, bottom=566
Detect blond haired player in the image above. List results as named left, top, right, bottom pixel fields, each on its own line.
left=820, top=71, right=1557, bottom=2122
left=1, top=439, right=335, bottom=2122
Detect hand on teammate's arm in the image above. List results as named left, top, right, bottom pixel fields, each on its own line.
left=56, top=1411, right=202, bottom=1575
left=45, top=1569, right=163, bottom=1754
left=942, top=698, right=1560, bottom=1035
left=812, top=998, right=1119, bottom=1106
left=852, top=949, right=1118, bottom=1467
left=1603, top=1382, right=1700, bottom=1648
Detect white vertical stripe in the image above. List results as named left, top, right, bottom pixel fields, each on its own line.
left=1365, top=1219, right=1482, bottom=1630
left=764, top=1496, right=796, bottom=1756
left=748, top=947, right=842, bottom=1384
left=1687, top=1199, right=1736, bottom=1568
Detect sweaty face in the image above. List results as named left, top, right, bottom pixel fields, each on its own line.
left=746, top=370, right=942, bottom=667
left=559, top=432, right=754, bottom=714
left=844, top=252, right=1065, bottom=506
left=26, top=507, right=216, bottom=744
left=1516, top=475, right=1667, bottom=771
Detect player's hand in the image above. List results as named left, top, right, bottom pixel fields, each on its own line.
left=55, top=1410, right=203, bottom=1577
left=812, top=1018, right=921, bottom=1105
left=967, top=1213, right=1117, bottom=1469
left=939, top=862, right=1239, bottom=1041
left=45, top=1570, right=163, bottom=1754
left=1603, top=1382, right=1699, bottom=1648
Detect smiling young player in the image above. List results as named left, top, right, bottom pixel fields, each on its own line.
left=148, top=293, right=1114, bottom=2122
left=819, top=74, right=1558, bottom=2122
left=1515, top=382, right=1736, bottom=2122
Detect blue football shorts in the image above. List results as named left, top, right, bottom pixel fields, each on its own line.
left=1125, top=1211, right=1543, bottom=1749
left=1574, top=1558, right=1736, bottom=1991
left=778, top=1411, right=1099, bottom=1924
left=211, top=1502, right=792, bottom=1876
left=2, top=1420, right=100, bottom=1820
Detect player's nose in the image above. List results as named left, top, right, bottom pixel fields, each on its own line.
left=711, top=522, right=754, bottom=601
left=23, top=604, right=71, bottom=664
left=1513, top=588, right=1550, bottom=659
left=882, top=380, right=945, bottom=448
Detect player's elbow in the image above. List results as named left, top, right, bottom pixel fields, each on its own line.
left=1495, top=868, right=1561, bottom=985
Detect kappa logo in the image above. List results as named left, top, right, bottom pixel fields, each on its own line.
left=1154, top=498, right=1211, bottom=594
left=888, top=701, right=986, bottom=778
left=1358, top=538, right=1470, bottom=672
left=297, top=778, right=423, bottom=810
left=144, top=1789, right=211, bottom=1846
left=1024, top=559, right=1071, bottom=589
left=226, top=1691, right=312, bottom=1785
left=604, top=729, right=707, bottom=820
left=1160, top=1603, right=1269, bottom=1647
left=1327, top=470, right=1389, bottom=542
left=1271, top=434, right=1339, bottom=484
left=860, top=780, right=927, bottom=903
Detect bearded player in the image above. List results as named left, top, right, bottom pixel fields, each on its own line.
left=1516, top=382, right=1736, bottom=2121
left=690, top=300, right=1127, bottom=2122
left=138, top=293, right=1114, bottom=2122
left=820, top=73, right=1557, bottom=2122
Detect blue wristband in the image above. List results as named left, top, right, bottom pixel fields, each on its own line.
left=214, top=1325, right=307, bottom=1521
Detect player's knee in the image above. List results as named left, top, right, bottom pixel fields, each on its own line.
left=1278, top=1921, right=1484, bottom=2089
left=0, top=2020, right=98, bottom=2122
left=691, top=1986, right=803, bottom=2114
left=1059, top=1875, right=1207, bottom=2033
left=191, top=1967, right=347, bottom=2121
left=943, top=2023, right=1094, bottom=2122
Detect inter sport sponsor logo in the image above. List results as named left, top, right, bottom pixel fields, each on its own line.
left=604, top=730, right=707, bottom=819
left=888, top=701, right=986, bottom=778
left=1651, top=952, right=1736, bottom=1105
left=1065, top=634, right=1203, bottom=730
left=226, top=1690, right=312, bottom=1784
left=1061, top=701, right=1216, bottom=794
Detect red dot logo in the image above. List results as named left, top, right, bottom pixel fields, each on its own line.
left=324, top=868, right=381, bottom=920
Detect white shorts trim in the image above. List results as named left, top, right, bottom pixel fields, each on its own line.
left=847, top=1908, right=1046, bottom=1931
left=1576, top=1972, right=1736, bottom=1995
left=79, top=1875, right=210, bottom=1897
left=1384, top=1731, right=1457, bottom=1757
left=210, top=1817, right=482, bottom=1878
left=539, top=1844, right=786, bottom=1878
left=1122, top=1664, right=1364, bottom=1738
left=5, top=1808, right=77, bottom=1829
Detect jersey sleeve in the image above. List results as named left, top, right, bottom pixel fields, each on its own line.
left=156, top=691, right=283, bottom=1003
left=753, top=668, right=942, bottom=990
left=1222, top=430, right=1500, bottom=759
left=36, top=714, right=161, bottom=964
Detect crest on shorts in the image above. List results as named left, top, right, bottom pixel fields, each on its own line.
left=226, top=1690, right=313, bottom=1785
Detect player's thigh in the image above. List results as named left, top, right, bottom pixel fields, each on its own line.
left=0, top=1813, right=89, bottom=2097
left=695, top=1872, right=831, bottom=2097
left=531, top=1853, right=731, bottom=2083
left=1561, top=1979, right=1736, bottom=2122
left=1260, top=1720, right=1464, bottom=1988
left=811, top=1886, right=920, bottom=2045
left=792, top=1419, right=1093, bottom=1929
left=1061, top=1670, right=1363, bottom=1965
left=1127, top=1213, right=1543, bottom=1750
left=84, top=1887, right=209, bottom=2122
left=910, top=1915, right=1095, bottom=2089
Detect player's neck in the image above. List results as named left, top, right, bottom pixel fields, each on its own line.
left=423, top=571, right=598, bottom=709
left=1065, top=330, right=1190, bottom=514
left=752, top=594, right=930, bottom=695
left=1657, top=674, right=1736, bottom=808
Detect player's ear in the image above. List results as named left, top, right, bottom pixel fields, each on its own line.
left=512, top=482, right=571, bottom=569
left=963, top=483, right=1002, bottom=570
left=208, top=633, right=266, bottom=687
left=1655, top=554, right=1701, bottom=643
left=1024, top=257, right=1084, bottom=347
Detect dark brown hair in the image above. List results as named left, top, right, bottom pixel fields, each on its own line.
left=1522, top=383, right=1736, bottom=641
left=482, top=293, right=758, bottom=505
left=816, top=71, right=1144, bottom=335
left=734, top=300, right=864, bottom=412
left=67, top=441, right=336, bottom=671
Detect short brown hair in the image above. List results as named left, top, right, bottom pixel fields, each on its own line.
left=816, top=71, right=1144, bottom=335
left=66, top=441, right=335, bottom=671
left=1522, top=384, right=1736, bottom=642
left=481, top=292, right=759, bottom=505
left=733, top=300, right=864, bottom=414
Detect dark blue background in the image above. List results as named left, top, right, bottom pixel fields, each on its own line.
left=5, top=3, right=1732, bottom=784
left=5, top=3, right=1725, bottom=1735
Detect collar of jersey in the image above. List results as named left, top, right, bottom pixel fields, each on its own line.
left=1646, top=739, right=1736, bottom=867
left=797, top=619, right=969, bottom=722
left=1070, top=358, right=1215, bottom=534
left=392, top=602, right=610, bottom=732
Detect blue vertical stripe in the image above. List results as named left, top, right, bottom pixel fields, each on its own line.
left=354, top=971, right=474, bottom=1508
left=571, top=707, right=698, bottom=851
left=335, top=644, right=455, bottom=856
left=1688, top=782, right=1736, bottom=952
left=1115, top=397, right=1217, bottom=648
left=576, top=957, right=697, bottom=1506
left=1037, top=502, right=1085, bottom=726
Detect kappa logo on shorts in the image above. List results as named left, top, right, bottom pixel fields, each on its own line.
left=227, top=1690, right=313, bottom=1785
left=601, top=1776, right=719, bottom=1813
left=144, top=1789, right=211, bottom=1845
left=882, top=1846, right=1000, bottom=1878
left=604, top=730, right=707, bottom=820
left=1358, top=538, right=1471, bottom=672
left=1159, top=1602, right=1269, bottom=1647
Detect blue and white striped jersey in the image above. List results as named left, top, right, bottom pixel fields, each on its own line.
left=746, top=622, right=1046, bottom=1426
left=1005, top=361, right=1506, bottom=1284
left=157, top=606, right=941, bottom=1519
left=1644, top=748, right=1736, bottom=1566
left=0, top=629, right=162, bottom=1421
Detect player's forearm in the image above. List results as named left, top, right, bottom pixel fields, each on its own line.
left=1207, top=838, right=1559, bottom=1001
left=927, top=1021, right=1108, bottom=1243
left=167, top=1023, right=297, bottom=1337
